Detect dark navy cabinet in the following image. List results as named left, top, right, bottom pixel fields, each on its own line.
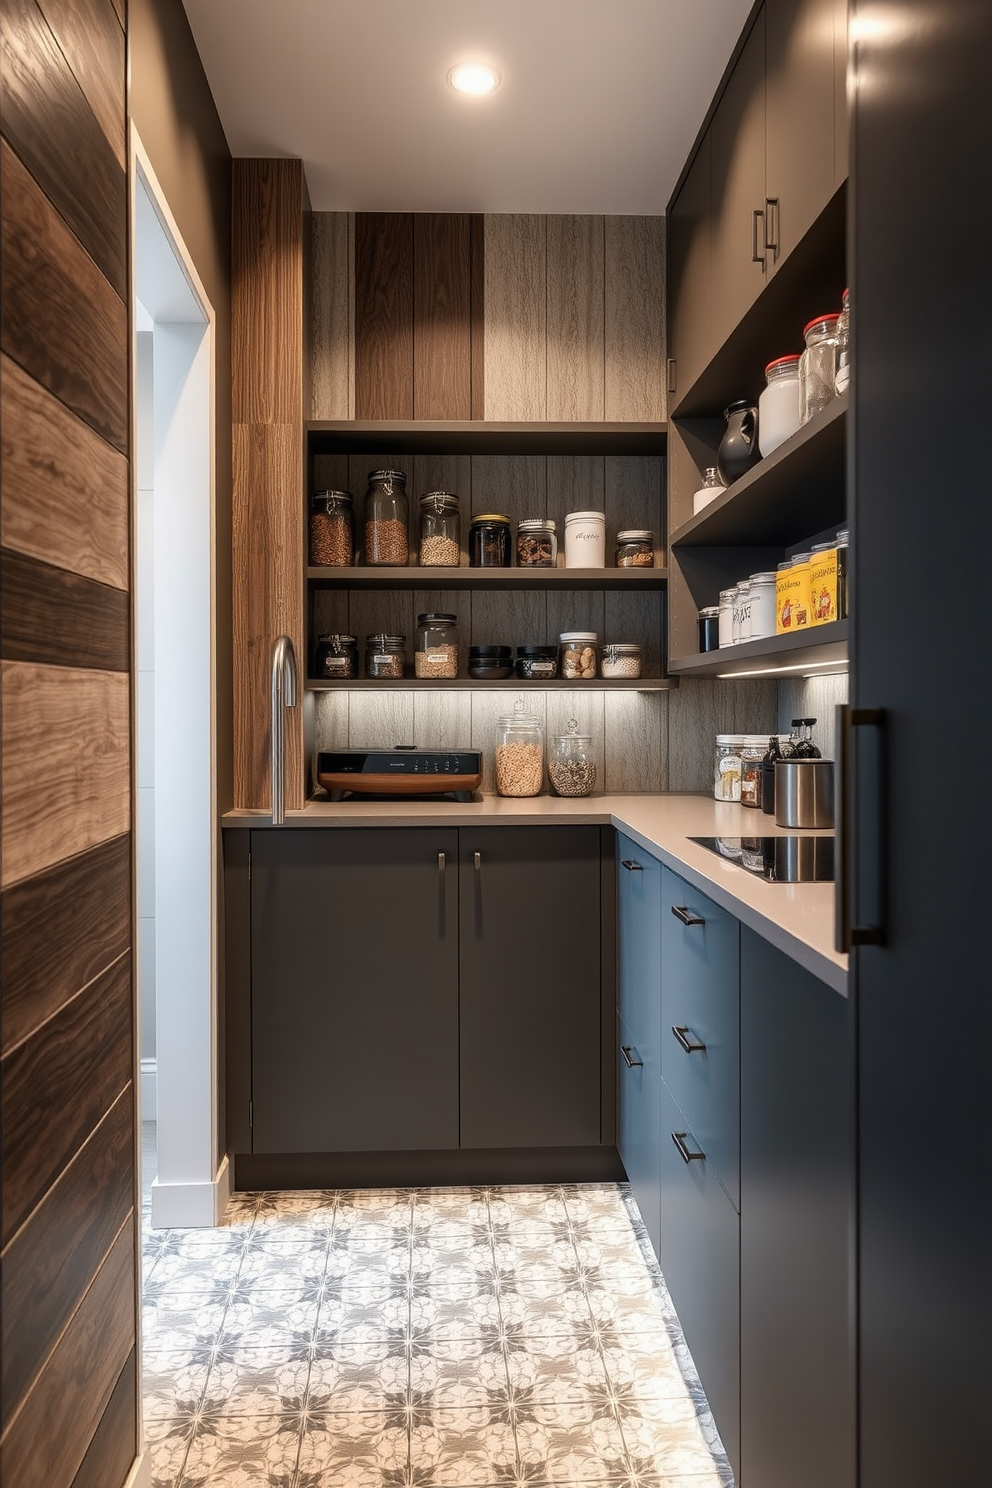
left=616, top=833, right=663, bottom=1255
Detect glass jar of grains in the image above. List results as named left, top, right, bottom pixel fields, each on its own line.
left=309, top=489, right=354, bottom=567
left=549, top=720, right=597, bottom=797
left=600, top=642, right=642, bottom=678
left=415, top=612, right=459, bottom=678
left=714, top=734, right=746, bottom=802
left=365, top=633, right=406, bottom=678
left=615, top=530, right=655, bottom=567
left=364, top=470, right=409, bottom=566
left=419, top=491, right=461, bottom=567
left=495, top=706, right=544, bottom=797
left=314, top=632, right=358, bottom=680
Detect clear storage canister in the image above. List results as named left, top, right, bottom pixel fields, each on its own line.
left=799, top=314, right=841, bottom=425
left=365, top=633, right=406, bottom=678
left=495, top=707, right=544, bottom=797
left=693, top=466, right=725, bottom=516
left=415, top=612, right=459, bottom=678
left=733, top=582, right=752, bottom=644
left=747, top=571, right=778, bottom=640
left=314, top=632, right=358, bottom=680
left=516, top=518, right=557, bottom=567
left=615, top=530, right=655, bottom=567
left=559, top=631, right=598, bottom=679
left=564, top=511, right=606, bottom=568
left=549, top=719, right=597, bottom=797
left=740, top=736, right=769, bottom=808
left=714, top=734, right=746, bottom=802
left=419, top=491, right=460, bottom=567
left=698, top=607, right=720, bottom=653
left=364, top=470, right=409, bottom=566
left=758, top=355, right=802, bottom=455
left=718, top=587, right=736, bottom=647
left=469, top=513, right=511, bottom=567
left=835, top=288, right=851, bottom=394
left=601, top=642, right=642, bottom=678
left=310, top=489, right=354, bottom=567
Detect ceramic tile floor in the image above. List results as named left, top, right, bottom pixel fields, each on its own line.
left=141, top=1127, right=733, bottom=1488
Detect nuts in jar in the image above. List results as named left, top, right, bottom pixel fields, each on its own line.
left=414, top=612, right=459, bottom=678
left=365, top=634, right=406, bottom=678
left=310, top=490, right=354, bottom=566
left=516, top=518, right=557, bottom=567
left=615, top=530, right=655, bottom=567
left=494, top=707, right=544, bottom=798
left=314, top=633, right=358, bottom=679
left=559, top=631, right=598, bottom=680
left=419, top=491, right=461, bottom=567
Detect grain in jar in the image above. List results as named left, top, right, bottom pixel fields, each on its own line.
left=309, top=490, right=354, bottom=566
left=414, top=613, right=459, bottom=678
left=549, top=720, right=596, bottom=797
left=494, top=709, right=544, bottom=797
left=615, top=530, right=655, bottom=567
left=559, top=631, right=598, bottom=680
left=419, top=491, right=461, bottom=567
left=364, top=470, right=409, bottom=566
left=600, top=643, right=641, bottom=678
left=365, top=633, right=406, bottom=678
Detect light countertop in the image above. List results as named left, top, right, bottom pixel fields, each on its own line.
left=223, top=793, right=846, bottom=995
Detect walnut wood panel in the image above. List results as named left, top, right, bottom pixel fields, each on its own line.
left=107, top=0, right=124, bottom=27
left=69, top=1350, right=136, bottom=1488
left=232, top=159, right=304, bottom=425
left=547, top=215, right=605, bottom=422
left=0, top=661, right=130, bottom=889
left=1, top=833, right=130, bottom=1055
left=33, top=0, right=126, bottom=168
left=355, top=212, right=414, bottom=419
left=1, top=957, right=131, bottom=1244
left=470, top=214, right=485, bottom=419
left=483, top=214, right=547, bottom=420
left=0, top=0, right=127, bottom=297
left=0, top=141, right=127, bottom=451
left=413, top=213, right=472, bottom=421
left=2, top=1087, right=133, bottom=1416
left=605, top=215, right=666, bottom=422
left=0, top=355, right=128, bottom=590
left=0, top=1217, right=134, bottom=1488
left=1, top=549, right=129, bottom=671
left=311, top=211, right=352, bottom=419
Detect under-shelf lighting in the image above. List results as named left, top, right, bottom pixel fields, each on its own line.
left=716, top=659, right=849, bottom=679
left=447, top=63, right=501, bottom=95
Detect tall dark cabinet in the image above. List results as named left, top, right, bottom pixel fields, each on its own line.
left=848, top=1, right=992, bottom=1484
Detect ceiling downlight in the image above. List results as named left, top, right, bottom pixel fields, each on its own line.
left=447, top=63, right=501, bottom=96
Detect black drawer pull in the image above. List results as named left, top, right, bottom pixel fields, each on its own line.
left=621, top=1044, right=643, bottom=1069
left=671, top=904, right=705, bottom=927
left=620, top=859, right=643, bottom=872
left=672, top=1024, right=706, bottom=1054
left=672, top=1130, right=705, bottom=1164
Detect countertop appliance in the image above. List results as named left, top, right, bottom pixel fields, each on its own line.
left=317, top=747, right=482, bottom=802
left=690, top=834, right=834, bottom=883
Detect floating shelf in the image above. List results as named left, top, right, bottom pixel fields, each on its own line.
left=667, top=620, right=848, bottom=678
left=306, top=420, right=666, bottom=456
left=306, top=676, right=677, bottom=693
left=307, top=566, right=668, bottom=592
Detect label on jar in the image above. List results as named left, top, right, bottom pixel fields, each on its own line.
left=372, top=654, right=390, bottom=665
left=322, top=657, right=352, bottom=676
left=426, top=651, right=450, bottom=663
left=527, top=661, right=555, bottom=675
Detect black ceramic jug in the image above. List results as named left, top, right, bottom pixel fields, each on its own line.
left=718, top=399, right=760, bottom=484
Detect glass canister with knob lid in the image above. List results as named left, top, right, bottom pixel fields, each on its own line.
left=799, top=315, right=840, bottom=425
left=364, top=469, right=409, bottom=566
left=415, top=612, right=459, bottom=678
left=419, top=491, right=461, bottom=567
left=495, top=704, right=544, bottom=797
left=549, top=719, right=597, bottom=797
left=309, top=489, right=354, bottom=566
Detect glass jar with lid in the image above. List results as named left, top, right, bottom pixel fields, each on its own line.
left=415, top=612, right=459, bottom=678
left=697, top=608, right=720, bottom=653
left=758, top=355, right=802, bottom=455
left=615, top=530, right=655, bottom=567
left=559, top=631, right=598, bottom=680
left=718, top=587, right=736, bottom=647
left=365, top=633, right=406, bottom=679
left=314, top=632, right=358, bottom=680
left=549, top=719, right=597, bottom=797
left=495, top=705, right=544, bottom=797
left=516, top=645, right=558, bottom=681
left=469, top=513, right=511, bottom=567
left=714, top=734, right=746, bottom=802
left=516, top=518, right=557, bottom=567
left=740, top=736, right=770, bottom=808
left=835, top=288, right=851, bottom=394
left=733, top=581, right=752, bottom=644
left=310, top=489, right=354, bottom=567
left=364, top=470, right=409, bottom=565
left=419, top=491, right=460, bottom=567
left=799, top=314, right=841, bottom=425
left=693, top=467, right=725, bottom=516
left=601, top=642, right=642, bottom=678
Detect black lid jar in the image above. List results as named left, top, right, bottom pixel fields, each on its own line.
left=314, top=632, right=358, bottom=680
left=468, top=513, right=511, bottom=568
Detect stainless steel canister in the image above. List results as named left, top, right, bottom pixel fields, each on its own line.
left=774, top=759, right=835, bottom=828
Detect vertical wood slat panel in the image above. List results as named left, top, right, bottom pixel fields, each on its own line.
left=605, top=215, right=667, bottom=421
left=32, top=0, right=126, bottom=168
left=311, top=212, right=352, bottom=420
left=483, top=214, right=547, bottom=420
left=69, top=1350, right=136, bottom=1488
left=546, top=215, right=605, bottom=422
left=232, top=159, right=304, bottom=425
left=413, top=213, right=472, bottom=420
left=354, top=212, right=414, bottom=419
left=470, top=214, right=485, bottom=419
left=1, top=549, right=129, bottom=671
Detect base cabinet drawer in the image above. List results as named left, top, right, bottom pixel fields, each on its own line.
left=659, top=1076, right=740, bottom=1480
left=618, top=1012, right=661, bottom=1257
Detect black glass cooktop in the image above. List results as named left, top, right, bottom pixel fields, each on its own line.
left=689, top=835, right=834, bottom=883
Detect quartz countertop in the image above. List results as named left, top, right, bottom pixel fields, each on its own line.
left=223, top=793, right=846, bottom=995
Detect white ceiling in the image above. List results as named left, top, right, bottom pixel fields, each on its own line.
left=179, top=0, right=753, bottom=214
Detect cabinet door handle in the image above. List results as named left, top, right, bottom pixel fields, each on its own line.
left=672, top=1025, right=706, bottom=1054
left=672, top=1130, right=706, bottom=1164
left=620, top=859, right=643, bottom=872
left=835, top=704, right=887, bottom=952
left=667, top=357, right=677, bottom=395
left=764, top=196, right=780, bottom=254
left=621, top=1044, right=643, bottom=1068
left=751, top=206, right=766, bottom=265
left=671, top=904, right=705, bottom=927
left=438, top=851, right=446, bottom=877
left=474, top=850, right=481, bottom=871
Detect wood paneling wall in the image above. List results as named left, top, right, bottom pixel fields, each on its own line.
left=0, top=0, right=136, bottom=1481
left=232, top=159, right=307, bottom=809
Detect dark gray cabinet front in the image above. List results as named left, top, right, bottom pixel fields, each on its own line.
left=667, top=133, right=712, bottom=404
left=616, top=835, right=663, bottom=1255
left=459, top=826, right=602, bottom=1149
left=250, top=828, right=459, bottom=1153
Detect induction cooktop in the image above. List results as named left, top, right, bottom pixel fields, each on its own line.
left=689, top=835, right=834, bottom=883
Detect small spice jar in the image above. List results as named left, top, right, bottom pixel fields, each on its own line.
left=364, top=470, right=409, bottom=566
left=314, top=632, right=358, bottom=680
left=365, top=633, right=406, bottom=679
left=601, top=643, right=642, bottom=679
left=415, top=613, right=459, bottom=678
left=419, top=491, right=461, bottom=567
left=469, top=514, right=512, bottom=567
left=310, top=490, right=354, bottom=567
left=468, top=645, right=514, bottom=680
left=714, top=734, right=746, bottom=802
left=799, top=314, right=841, bottom=425
left=698, top=607, right=720, bottom=653
left=559, top=631, right=598, bottom=680
left=516, top=645, right=558, bottom=681
left=495, top=706, right=544, bottom=797
left=718, top=587, right=736, bottom=648
left=615, top=530, right=655, bottom=567
left=516, top=518, right=557, bottom=567
left=549, top=720, right=597, bottom=797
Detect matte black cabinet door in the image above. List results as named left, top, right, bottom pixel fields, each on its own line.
left=250, top=828, right=459, bottom=1153
left=709, top=6, right=767, bottom=350
left=616, top=836, right=663, bottom=1255
left=459, top=827, right=601, bottom=1148
left=667, top=133, right=712, bottom=404
left=739, top=928, right=853, bottom=1488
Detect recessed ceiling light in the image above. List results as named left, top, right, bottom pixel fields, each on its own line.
left=447, top=63, right=500, bottom=96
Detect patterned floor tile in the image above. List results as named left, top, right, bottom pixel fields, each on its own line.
left=307, top=1342, right=410, bottom=1413
left=503, top=1333, right=608, bottom=1404
left=498, top=1281, right=595, bottom=1339
left=410, top=1408, right=517, bottom=1485
left=199, top=1351, right=311, bottom=1417
left=295, top=1408, right=409, bottom=1485
left=144, top=1424, right=193, bottom=1488
left=515, top=1412, right=630, bottom=1482
left=143, top=1354, right=211, bottom=1422
left=177, top=1411, right=303, bottom=1486
left=410, top=1289, right=502, bottom=1341
left=409, top=1336, right=508, bottom=1407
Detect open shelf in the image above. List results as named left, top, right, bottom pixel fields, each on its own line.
left=307, top=420, right=666, bottom=456
left=308, top=566, right=668, bottom=591
left=667, top=620, right=848, bottom=678
left=306, top=676, right=676, bottom=692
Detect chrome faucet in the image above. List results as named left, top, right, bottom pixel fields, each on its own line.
left=270, top=635, right=298, bottom=825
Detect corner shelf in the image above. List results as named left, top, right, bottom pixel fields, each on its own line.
left=308, top=566, right=668, bottom=592
left=667, top=620, right=848, bottom=678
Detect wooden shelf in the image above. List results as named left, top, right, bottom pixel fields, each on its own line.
left=667, top=620, right=848, bottom=678
left=306, top=676, right=677, bottom=693
left=670, top=396, right=846, bottom=550
left=307, top=566, right=668, bottom=591
left=306, top=420, right=666, bottom=456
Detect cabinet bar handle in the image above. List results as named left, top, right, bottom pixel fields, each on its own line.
left=835, top=704, right=887, bottom=952
left=620, top=859, right=643, bottom=872
left=667, top=357, right=677, bottom=395
left=474, top=851, right=481, bottom=871
left=751, top=206, right=766, bottom=264
left=621, top=1045, right=643, bottom=1068
left=671, top=904, right=705, bottom=926
left=672, top=1025, right=706, bottom=1054
left=438, top=851, right=446, bottom=877
left=764, top=196, right=780, bottom=253
left=672, top=1130, right=705, bottom=1164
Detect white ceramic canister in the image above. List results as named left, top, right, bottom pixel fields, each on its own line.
left=564, top=510, right=606, bottom=567
left=758, top=354, right=802, bottom=456
left=718, top=587, right=736, bottom=647
left=733, top=582, right=752, bottom=644
left=747, top=571, right=778, bottom=639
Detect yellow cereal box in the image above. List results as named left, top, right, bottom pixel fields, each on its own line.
left=776, top=556, right=811, bottom=634
left=808, top=544, right=838, bottom=626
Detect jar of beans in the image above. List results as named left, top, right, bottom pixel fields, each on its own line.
left=415, top=613, right=459, bottom=678
left=310, top=489, right=354, bottom=567
left=615, top=530, right=655, bottom=568
left=495, top=706, right=544, bottom=797
left=559, top=631, right=598, bottom=680
left=365, top=634, right=406, bottom=678
left=364, top=470, right=409, bottom=566
left=314, top=633, right=358, bottom=680
left=549, top=719, right=597, bottom=797
left=419, top=491, right=461, bottom=567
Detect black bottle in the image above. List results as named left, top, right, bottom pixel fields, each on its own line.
left=760, top=735, right=783, bottom=814
left=791, top=717, right=822, bottom=758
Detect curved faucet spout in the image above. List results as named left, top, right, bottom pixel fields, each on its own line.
left=271, top=635, right=298, bottom=824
